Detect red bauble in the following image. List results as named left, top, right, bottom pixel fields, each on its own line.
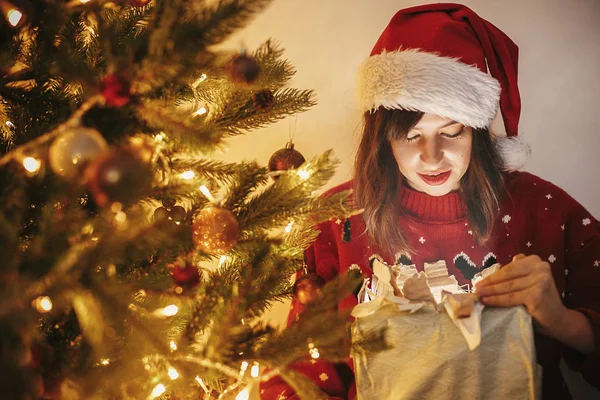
left=293, top=273, right=326, bottom=306
left=228, top=54, right=260, bottom=85
left=84, top=146, right=153, bottom=207
left=129, top=0, right=152, bottom=6
left=192, top=207, right=239, bottom=254
left=268, top=142, right=306, bottom=175
left=101, top=74, right=131, bottom=107
left=171, top=262, right=202, bottom=288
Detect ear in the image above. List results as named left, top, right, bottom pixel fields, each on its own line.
left=494, top=135, right=531, bottom=171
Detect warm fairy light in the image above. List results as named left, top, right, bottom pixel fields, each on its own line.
left=218, top=255, right=227, bottom=267
left=297, top=169, right=311, bottom=180
left=6, top=121, right=14, bottom=128
left=151, top=383, right=166, bottom=397
left=154, top=133, right=164, bottom=142
left=235, top=387, right=250, bottom=400
left=195, top=376, right=209, bottom=393
left=193, top=74, right=208, bottom=87
left=167, top=367, right=179, bottom=380
left=169, top=340, right=178, bottom=351
left=111, top=202, right=123, bottom=213
left=180, top=170, right=195, bottom=180
left=100, top=358, right=110, bottom=365
left=175, top=286, right=183, bottom=294
left=240, top=361, right=249, bottom=373
left=284, top=221, right=294, bottom=233
left=114, top=211, right=127, bottom=223
left=308, top=342, right=320, bottom=359
left=7, top=9, right=23, bottom=26
left=199, top=185, right=216, bottom=202
left=33, top=296, right=53, bottom=313
left=162, top=304, right=179, bottom=316
left=80, top=0, right=91, bottom=3
left=251, top=363, right=259, bottom=378
left=193, top=106, right=207, bottom=116
left=23, top=157, right=41, bottom=173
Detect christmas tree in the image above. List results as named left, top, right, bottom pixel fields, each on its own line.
left=0, top=1, right=362, bottom=398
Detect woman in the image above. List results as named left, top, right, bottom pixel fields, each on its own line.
left=265, top=3, right=600, bottom=399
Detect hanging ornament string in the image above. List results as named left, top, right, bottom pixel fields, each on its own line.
left=289, top=114, right=298, bottom=145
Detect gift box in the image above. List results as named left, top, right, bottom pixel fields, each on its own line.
left=351, top=302, right=541, bottom=400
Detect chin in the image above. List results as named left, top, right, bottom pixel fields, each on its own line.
left=422, top=186, right=454, bottom=196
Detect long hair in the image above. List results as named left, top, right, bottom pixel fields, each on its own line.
left=353, top=108, right=505, bottom=258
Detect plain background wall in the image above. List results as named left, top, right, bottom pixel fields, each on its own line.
left=217, top=1, right=600, bottom=398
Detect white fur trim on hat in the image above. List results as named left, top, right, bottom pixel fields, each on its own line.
left=493, top=135, right=531, bottom=171
left=357, top=49, right=501, bottom=129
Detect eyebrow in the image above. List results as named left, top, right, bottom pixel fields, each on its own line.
left=411, top=121, right=462, bottom=131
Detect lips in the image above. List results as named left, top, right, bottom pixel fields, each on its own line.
left=418, top=170, right=451, bottom=186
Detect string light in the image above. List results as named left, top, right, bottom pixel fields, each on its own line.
left=33, top=296, right=53, bottom=313
left=150, top=383, right=166, bottom=398
left=169, top=340, right=178, bottom=351
left=192, top=106, right=207, bottom=116
left=284, top=221, right=294, bottom=233
left=250, top=362, right=259, bottom=378
left=162, top=304, right=179, bottom=317
left=308, top=342, right=320, bottom=359
left=195, top=376, right=210, bottom=393
left=154, top=133, right=164, bottom=142
left=114, top=211, right=127, bottom=223
left=80, top=0, right=91, bottom=3
left=297, top=169, right=311, bottom=180
left=235, top=387, right=250, bottom=400
left=5, top=121, right=14, bottom=128
left=167, top=367, right=179, bottom=380
left=110, top=202, right=123, bottom=213
left=199, top=185, right=216, bottom=202
left=240, top=361, right=249, bottom=375
left=180, top=170, right=195, bottom=180
left=100, top=358, right=110, bottom=366
left=218, top=255, right=227, bottom=267
left=22, top=157, right=41, bottom=173
left=6, top=9, right=22, bottom=26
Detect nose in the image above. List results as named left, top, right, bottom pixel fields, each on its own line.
left=419, top=137, right=444, bottom=165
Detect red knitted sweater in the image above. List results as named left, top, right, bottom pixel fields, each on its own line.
left=290, top=171, right=600, bottom=400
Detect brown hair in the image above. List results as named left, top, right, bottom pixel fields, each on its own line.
left=353, top=108, right=505, bottom=258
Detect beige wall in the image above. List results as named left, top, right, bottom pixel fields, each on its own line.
left=220, top=1, right=600, bottom=398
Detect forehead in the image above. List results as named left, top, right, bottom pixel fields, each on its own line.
left=413, top=113, right=460, bottom=129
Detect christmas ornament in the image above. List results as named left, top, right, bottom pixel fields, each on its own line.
left=84, top=147, right=153, bottom=207
left=170, top=205, right=187, bottom=223
left=192, top=207, right=239, bottom=253
left=101, top=74, right=131, bottom=107
left=129, top=0, right=152, bottom=6
left=252, top=89, right=274, bottom=111
left=268, top=141, right=306, bottom=175
left=228, top=54, right=260, bottom=85
left=48, top=126, right=108, bottom=181
left=293, top=273, right=325, bottom=306
left=170, top=260, right=202, bottom=288
left=153, top=206, right=170, bottom=222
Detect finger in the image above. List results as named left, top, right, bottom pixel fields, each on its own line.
left=476, top=258, right=533, bottom=288
left=512, top=254, right=526, bottom=261
left=479, top=289, right=531, bottom=308
left=476, top=254, right=544, bottom=289
left=476, top=271, right=538, bottom=297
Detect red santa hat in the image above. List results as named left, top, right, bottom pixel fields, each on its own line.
left=357, top=3, right=530, bottom=171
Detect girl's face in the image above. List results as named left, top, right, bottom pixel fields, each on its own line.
left=389, top=113, right=473, bottom=196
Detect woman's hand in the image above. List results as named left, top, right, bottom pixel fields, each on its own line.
left=475, top=254, right=566, bottom=334
left=475, top=254, right=594, bottom=354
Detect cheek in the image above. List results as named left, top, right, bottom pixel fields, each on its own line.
left=391, top=145, right=420, bottom=172
left=446, top=138, right=472, bottom=167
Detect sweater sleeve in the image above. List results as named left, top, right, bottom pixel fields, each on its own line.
left=562, top=197, right=600, bottom=389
